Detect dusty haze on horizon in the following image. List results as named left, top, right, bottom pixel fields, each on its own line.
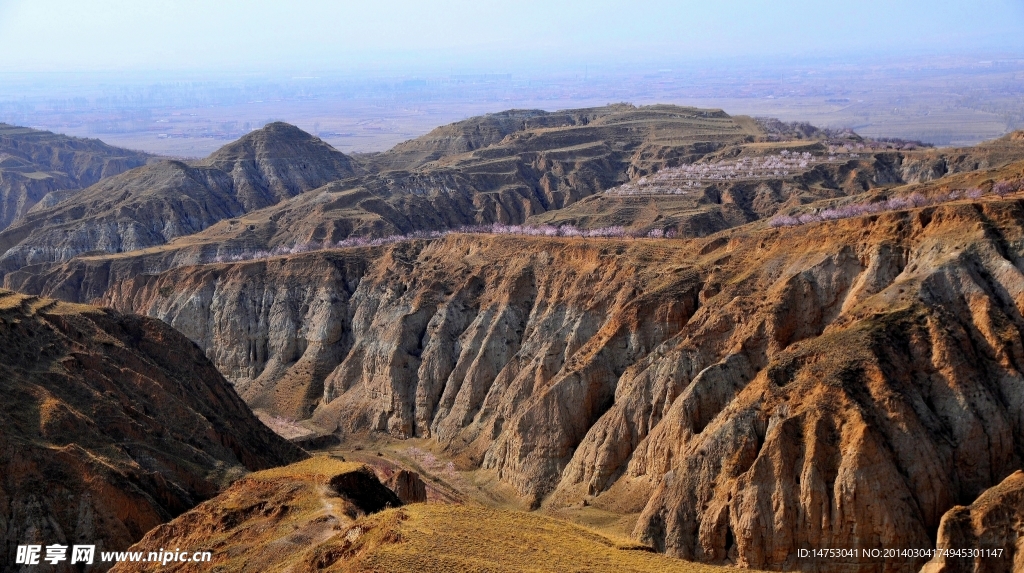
left=0, top=0, right=1022, bottom=72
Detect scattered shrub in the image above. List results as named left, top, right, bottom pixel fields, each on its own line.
left=767, top=182, right=1015, bottom=230
left=992, top=180, right=1020, bottom=196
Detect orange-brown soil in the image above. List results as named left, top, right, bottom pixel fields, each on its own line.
left=26, top=187, right=1017, bottom=570
left=921, top=470, right=1024, bottom=573
left=0, top=291, right=305, bottom=569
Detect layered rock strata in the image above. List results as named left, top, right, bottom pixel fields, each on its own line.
left=31, top=193, right=1022, bottom=570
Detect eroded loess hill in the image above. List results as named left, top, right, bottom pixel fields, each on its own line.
left=6, top=118, right=1024, bottom=572
left=0, top=124, right=153, bottom=232
left=111, top=457, right=744, bottom=573
left=109, top=457, right=402, bottom=573
left=49, top=105, right=769, bottom=260
left=13, top=115, right=1024, bottom=282
left=0, top=290, right=305, bottom=569
left=529, top=129, right=1024, bottom=235
left=0, top=122, right=361, bottom=272
left=357, top=107, right=629, bottom=172
left=23, top=187, right=1024, bottom=570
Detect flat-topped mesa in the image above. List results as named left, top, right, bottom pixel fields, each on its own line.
left=0, top=122, right=360, bottom=271
left=0, top=289, right=306, bottom=565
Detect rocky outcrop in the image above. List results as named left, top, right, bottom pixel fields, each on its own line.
left=0, top=290, right=305, bottom=570
left=0, top=123, right=360, bottom=270
left=0, top=123, right=152, bottom=231
left=385, top=470, right=428, bottom=504
left=921, top=470, right=1024, bottom=573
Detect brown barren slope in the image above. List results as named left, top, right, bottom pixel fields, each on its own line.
left=0, top=123, right=153, bottom=232
left=7, top=122, right=1024, bottom=573
left=921, top=470, right=1024, bottom=573
left=0, top=122, right=360, bottom=271
left=0, top=290, right=305, bottom=569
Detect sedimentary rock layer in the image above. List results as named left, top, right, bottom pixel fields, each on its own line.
left=35, top=193, right=1022, bottom=571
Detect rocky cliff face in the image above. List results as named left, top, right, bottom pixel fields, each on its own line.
left=35, top=190, right=1022, bottom=570
left=921, top=470, right=1024, bottom=573
left=0, top=124, right=152, bottom=232
left=0, top=290, right=305, bottom=570
left=0, top=123, right=359, bottom=271
left=6, top=115, right=1024, bottom=572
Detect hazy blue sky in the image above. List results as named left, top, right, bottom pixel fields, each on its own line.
left=0, top=0, right=1022, bottom=72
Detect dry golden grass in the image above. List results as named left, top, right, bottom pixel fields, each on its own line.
left=113, top=455, right=752, bottom=573
left=339, top=504, right=754, bottom=573
left=250, top=454, right=364, bottom=481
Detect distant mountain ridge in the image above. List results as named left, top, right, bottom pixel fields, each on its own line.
left=0, top=122, right=361, bottom=271
left=360, top=104, right=644, bottom=172
left=0, top=123, right=153, bottom=231
left=8, top=107, right=1024, bottom=289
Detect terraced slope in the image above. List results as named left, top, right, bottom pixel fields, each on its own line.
left=529, top=129, right=1024, bottom=234
left=67, top=104, right=767, bottom=259
left=0, top=123, right=152, bottom=231
left=0, top=290, right=305, bottom=566
left=357, top=107, right=614, bottom=172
